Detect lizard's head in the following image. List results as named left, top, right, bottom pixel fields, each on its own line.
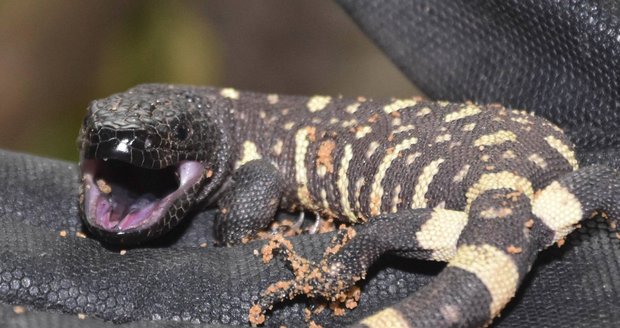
left=78, top=84, right=233, bottom=245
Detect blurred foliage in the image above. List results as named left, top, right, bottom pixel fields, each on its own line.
left=8, top=1, right=222, bottom=161
left=0, top=1, right=419, bottom=161
left=97, top=2, right=222, bottom=91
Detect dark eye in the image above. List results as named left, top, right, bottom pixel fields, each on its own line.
left=175, top=125, right=189, bottom=141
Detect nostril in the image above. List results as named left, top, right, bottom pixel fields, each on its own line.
left=175, top=125, right=189, bottom=141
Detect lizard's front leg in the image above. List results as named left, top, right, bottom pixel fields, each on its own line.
left=215, top=159, right=284, bottom=245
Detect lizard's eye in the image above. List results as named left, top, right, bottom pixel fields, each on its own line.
left=175, top=125, right=189, bottom=141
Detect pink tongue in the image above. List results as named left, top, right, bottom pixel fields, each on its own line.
left=117, top=201, right=158, bottom=230
left=95, top=198, right=113, bottom=230
left=95, top=192, right=160, bottom=231
left=178, top=161, right=205, bottom=185
left=91, top=161, right=205, bottom=231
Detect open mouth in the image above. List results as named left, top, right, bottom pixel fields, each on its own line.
left=81, top=158, right=204, bottom=234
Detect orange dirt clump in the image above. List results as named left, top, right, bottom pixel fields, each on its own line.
left=345, top=298, right=358, bottom=309
left=96, top=179, right=112, bottom=194
left=308, top=320, right=323, bottom=328
left=248, top=304, right=266, bottom=326
left=307, top=127, right=317, bottom=142
left=506, top=245, right=522, bottom=254
left=367, top=113, right=380, bottom=123
left=13, top=306, right=25, bottom=314
left=524, top=219, right=535, bottom=229
left=316, top=140, right=336, bottom=174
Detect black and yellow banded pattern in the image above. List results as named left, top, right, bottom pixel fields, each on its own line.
left=84, top=85, right=620, bottom=328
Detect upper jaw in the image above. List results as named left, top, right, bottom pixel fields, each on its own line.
left=79, top=129, right=167, bottom=169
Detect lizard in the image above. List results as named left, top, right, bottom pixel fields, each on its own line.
left=78, top=83, right=620, bottom=327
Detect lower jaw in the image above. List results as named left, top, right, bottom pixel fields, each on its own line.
left=83, top=221, right=163, bottom=246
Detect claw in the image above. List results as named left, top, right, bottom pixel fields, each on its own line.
left=308, top=212, right=321, bottom=234
left=292, top=211, right=305, bottom=230
left=269, top=212, right=306, bottom=236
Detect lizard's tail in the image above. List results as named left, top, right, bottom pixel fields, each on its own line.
left=532, top=164, right=620, bottom=248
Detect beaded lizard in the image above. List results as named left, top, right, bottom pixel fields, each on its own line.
left=78, top=84, right=620, bottom=327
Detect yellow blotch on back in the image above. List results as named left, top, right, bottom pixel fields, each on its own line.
left=369, top=137, right=418, bottom=216
left=473, top=130, right=517, bottom=147
left=444, top=103, right=482, bottom=122
left=345, top=102, right=361, bottom=114
left=510, top=116, right=531, bottom=125
left=462, top=123, right=477, bottom=131
left=355, top=126, right=373, bottom=139
left=465, top=171, right=534, bottom=212
left=267, top=94, right=279, bottom=104
left=294, top=127, right=316, bottom=209
left=220, top=88, right=240, bottom=100
left=337, top=144, right=357, bottom=222
left=527, top=153, right=548, bottom=169
left=452, top=164, right=471, bottom=183
left=366, top=141, right=380, bottom=158
left=235, top=140, right=262, bottom=168
left=393, top=125, right=416, bottom=135
left=271, top=139, right=283, bottom=156
left=307, top=95, right=331, bottom=112
left=390, top=184, right=402, bottom=213
left=416, top=106, right=432, bottom=117
left=283, top=122, right=295, bottom=130
left=411, top=158, right=445, bottom=208
left=354, top=177, right=366, bottom=221
left=383, top=99, right=418, bottom=114
left=544, top=135, right=579, bottom=170
left=435, top=134, right=452, bottom=143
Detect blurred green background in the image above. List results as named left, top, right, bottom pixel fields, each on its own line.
left=0, top=0, right=420, bottom=161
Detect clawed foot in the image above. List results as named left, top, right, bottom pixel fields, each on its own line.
left=267, top=211, right=334, bottom=238
left=248, top=227, right=362, bottom=326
